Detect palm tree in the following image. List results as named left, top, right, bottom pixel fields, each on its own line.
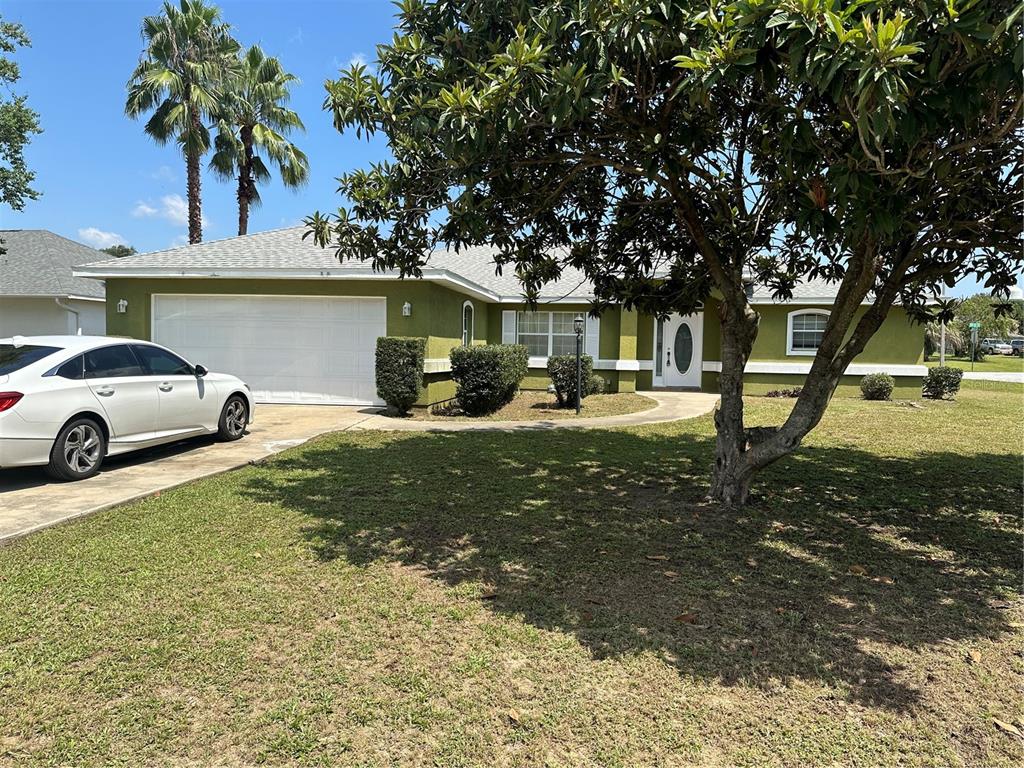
left=211, top=46, right=309, bottom=235
left=125, top=0, right=239, bottom=244
left=924, top=322, right=965, bottom=359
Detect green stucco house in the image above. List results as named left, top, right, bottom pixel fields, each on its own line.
left=74, top=226, right=926, bottom=406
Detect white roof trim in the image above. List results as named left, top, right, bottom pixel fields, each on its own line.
left=0, top=293, right=105, bottom=302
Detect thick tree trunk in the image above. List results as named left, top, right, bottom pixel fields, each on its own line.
left=708, top=294, right=761, bottom=506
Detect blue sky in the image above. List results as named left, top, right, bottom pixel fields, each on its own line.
left=0, top=0, right=1016, bottom=298
left=1, top=0, right=393, bottom=252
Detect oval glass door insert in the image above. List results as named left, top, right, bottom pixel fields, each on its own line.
left=673, top=324, right=693, bottom=374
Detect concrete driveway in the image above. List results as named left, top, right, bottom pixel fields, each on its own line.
left=0, top=405, right=373, bottom=545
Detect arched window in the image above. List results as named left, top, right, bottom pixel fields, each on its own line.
left=462, top=301, right=474, bottom=346
left=787, top=309, right=830, bottom=355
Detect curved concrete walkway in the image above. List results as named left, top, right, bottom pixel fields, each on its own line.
left=0, top=392, right=717, bottom=544
left=353, top=390, right=719, bottom=432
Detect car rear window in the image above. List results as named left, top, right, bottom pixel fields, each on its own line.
left=0, top=344, right=62, bottom=375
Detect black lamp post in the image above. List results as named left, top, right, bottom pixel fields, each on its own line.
left=573, top=314, right=585, bottom=414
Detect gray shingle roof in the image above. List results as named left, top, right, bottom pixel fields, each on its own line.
left=750, top=276, right=841, bottom=303
left=75, top=226, right=595, bottom=300
left=75, top=225, right=841, bottom=303
left=0, top=230, right=106, bottom=299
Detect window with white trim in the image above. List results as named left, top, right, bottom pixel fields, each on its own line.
left=787, top=309, right=829, bottom=355
left=461, top=301, right=474, bottom=346
left=517, top=311, right=579, bottom=357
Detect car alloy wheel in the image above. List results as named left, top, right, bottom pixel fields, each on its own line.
left=225, top=399, right=246, bottom=437
left=64, top=423, right=102, bottom=474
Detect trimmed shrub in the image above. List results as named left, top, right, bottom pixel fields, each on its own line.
left=860, top=372, right=895, bottom=401
left=375, top=337, right=425, bottom=415
left=922, top=366, right=964, bottom=400
left=547, top=354, right=594, bottom=407
left=588, top=374, right=607, bottom=395
left=765, top=387, right=802, bottom=398
left=450, top=344, right=528, bottom=416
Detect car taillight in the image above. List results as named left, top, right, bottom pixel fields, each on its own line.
left=0, top=392, right=24, bottom=412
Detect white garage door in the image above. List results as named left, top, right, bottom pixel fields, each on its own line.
left=152, top=295, right=386, bottom=405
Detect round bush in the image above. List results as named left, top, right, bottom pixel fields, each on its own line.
left=450, top=344, right=528, bottom=415
left=922, top=366, right=964, bottom=400
left=860, top=372, right=895, bottom=401
left=547, top=354, right=595, bottom=407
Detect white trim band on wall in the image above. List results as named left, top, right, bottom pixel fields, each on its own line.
left=701, top=361, right=928, bottom=376
left=424, top=358, right=452, bottom=373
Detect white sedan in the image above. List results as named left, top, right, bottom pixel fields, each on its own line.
left=0, top=336, right=253, bottom=481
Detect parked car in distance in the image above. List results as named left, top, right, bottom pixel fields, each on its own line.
left=0, top=336, right=253, bottom=480
left=979, top=338, right=1013, bottom=355
left=1011, top=339, right=1023, bottom=356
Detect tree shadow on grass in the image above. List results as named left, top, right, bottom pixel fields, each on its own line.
left=240, top=427, right=1022, bottom=712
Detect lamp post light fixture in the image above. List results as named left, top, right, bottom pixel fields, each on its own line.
left=573, top=314, right=585, bottom=415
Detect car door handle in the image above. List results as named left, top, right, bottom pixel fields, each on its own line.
left=158, top=382, right=173, bottom=392
left=95, top=386, right=115, bottom=396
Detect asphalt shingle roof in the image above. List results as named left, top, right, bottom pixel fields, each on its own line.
left=0, top=230, right=106, bottom=299
left=76, top=225, right=841, bottom=303
left=76, top=226, right=596, bottom=300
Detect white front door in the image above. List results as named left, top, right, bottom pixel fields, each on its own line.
left=661, top=313, right=703, bottom=388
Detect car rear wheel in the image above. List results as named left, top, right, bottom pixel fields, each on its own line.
left=217, top=395, right=248, bottom=441
left=46, top=417, right=105, bottom=481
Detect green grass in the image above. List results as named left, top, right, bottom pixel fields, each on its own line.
left=417, top=391, right=657, bottom=421
left=1, top=382, right=1021, bottom=767
left=925, top=355, right=1023, bottom=373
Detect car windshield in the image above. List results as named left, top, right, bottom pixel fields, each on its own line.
left=0, top=344, right=62, bottom=375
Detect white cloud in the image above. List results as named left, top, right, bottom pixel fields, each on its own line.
left=161, top=194, right=189, bottom=226
left=78, top=227, right=127, bottom=249
left=288, top=27, right=304, bottom=45
left=169, top=234, right=189, bottom=248
left=132, top=201, right=158, bottom=218
left=131, top=193, right=207, bottom=227
left=150, top=165, right=176, bottom=183
left=349, top=52, right=368, bottom=68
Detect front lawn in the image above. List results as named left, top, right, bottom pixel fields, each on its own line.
left=925, top=354, right=1023, bottom=373
left=418, top=390, right=657, bottom=421
left=1, top=382, right=1021, bottom=767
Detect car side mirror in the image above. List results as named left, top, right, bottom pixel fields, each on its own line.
left=194, top=364, right=208, bottom=378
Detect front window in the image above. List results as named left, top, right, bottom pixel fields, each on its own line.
left=461, top=302, right=474, bottom=346
left=517, top=311, right=578, bottom=357
left=0, top=344, right=61, bottom=375
left=788, top=310, right=829, bottom=355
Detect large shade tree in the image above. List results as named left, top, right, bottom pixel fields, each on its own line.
left=211, top=45, right=309, bottom=236
left=309, top=0, right=1023, bottom=504
left=126, top=0, right=239, bottom=244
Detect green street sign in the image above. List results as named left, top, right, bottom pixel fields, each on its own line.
left=969, top=322, right=982, bottom=329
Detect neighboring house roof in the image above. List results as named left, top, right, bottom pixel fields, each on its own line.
left=1, top=229, right=106, bottom=300
left=73, top=225, right=843, bottom=305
